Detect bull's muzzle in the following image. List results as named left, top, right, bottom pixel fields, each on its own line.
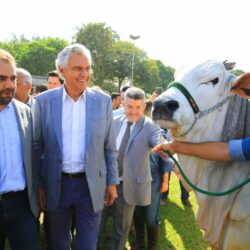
left=152, top=98, right=179, bottom=121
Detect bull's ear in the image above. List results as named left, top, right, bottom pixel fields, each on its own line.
left=231, top=73, right=250, bottom=99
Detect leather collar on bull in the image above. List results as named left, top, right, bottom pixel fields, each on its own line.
left=167, top=81, right=231, bottom=137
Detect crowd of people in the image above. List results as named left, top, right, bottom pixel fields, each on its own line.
left=1, top=43, right=247, bottom=250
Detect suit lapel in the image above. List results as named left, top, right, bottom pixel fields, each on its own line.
left=85, top=88, right=96, bottom=152
left=51, top=88, right=63, bottom=152
left=13, top=100, right=31, bottom=178
left=125, top=116, right=145, bottom=155
left=13, top=100, right=26, bottom=152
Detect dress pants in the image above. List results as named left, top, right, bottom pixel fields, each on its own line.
left=111, top=184, right=135, bottom=250
left=0, top=190, right=39, bottom=250
left=47, top=175, right=101, bottom=250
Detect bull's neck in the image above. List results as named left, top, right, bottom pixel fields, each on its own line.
left=182, top=102, right=229, bottom=143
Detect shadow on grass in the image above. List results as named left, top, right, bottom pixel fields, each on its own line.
left=159, top=200, right=207, bottom=250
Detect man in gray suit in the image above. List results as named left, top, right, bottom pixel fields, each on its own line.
left=111, top=87, right=172, bottom=250
left=33, top=43, right=119, bottom=250
left=15, top=67, right=35, bottom=108
left=0, top=49, right=39, bottom=249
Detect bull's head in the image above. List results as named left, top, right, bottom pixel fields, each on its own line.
left=152, top=59, right=250, bottom=138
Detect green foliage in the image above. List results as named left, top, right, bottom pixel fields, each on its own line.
left=19, top=37, right=68, bottom=75
left=0, top=23, right=176, bottom=91
left=112, top=41, right=149, bottom=91
left=74, top=23, right=119, bottom=86
left=156, top=60, right=175, bottom=90
left=112, top=41, right=134, bottom=90
left=231, top=69, right=245, bottom=76
left=0, top=23, right=246, bottom=93
left=100, top=80, right=118, bottom=94
left=0, top=39, right=29, bottom=63
left=136, top=59, right=161, bottom=93
left=0, top=37, right=68, bottom=75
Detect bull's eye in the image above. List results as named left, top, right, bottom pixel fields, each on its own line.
left=211, top=77, right=219, bottom=85
left=201, top=77, right=219, bottom=86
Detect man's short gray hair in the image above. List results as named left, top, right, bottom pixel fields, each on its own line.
left=55, top=43, right=92, bottom=70
left=124, top=87, right=145, bottom=103
left=17, top=68, right=32, bottom=84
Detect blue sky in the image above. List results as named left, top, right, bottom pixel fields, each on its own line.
left=1, top=0, right=249, bottom=71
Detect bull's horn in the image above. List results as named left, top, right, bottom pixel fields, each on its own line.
left=223, top=60, right=236, bottom=70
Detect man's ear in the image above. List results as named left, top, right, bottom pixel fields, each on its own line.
left=231, top=73, right=250, bottom=99
left=26, top=82, right=32, bottom=90
left=58, top=66, right=64, bottom=75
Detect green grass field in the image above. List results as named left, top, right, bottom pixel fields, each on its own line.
left=5, top=175, right=210, bottom=250
left=99, top=174, right=210, bottom=250
left=157, top=175, right=209, bottom=250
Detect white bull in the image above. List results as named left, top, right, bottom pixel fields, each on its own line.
left=152, top=60, right=250, bottom=250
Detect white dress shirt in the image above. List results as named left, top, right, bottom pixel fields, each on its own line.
left=113, top=107, right=125, bottom=118
left=62, top=87, right=86, bottom=173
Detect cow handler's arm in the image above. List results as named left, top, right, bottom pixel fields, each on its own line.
left=152, top=141, right=231, bottom=161
left=152, top=137, right=250, bottom=161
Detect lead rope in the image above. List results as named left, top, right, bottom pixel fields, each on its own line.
left=166, top=151, right=250, bottom=196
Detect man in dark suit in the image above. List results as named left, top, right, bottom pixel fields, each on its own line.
left=111, top=87, right=172, bottom=250
left=33, top=43, right=119, bottom=250
left=0, top=49, right=39, bottom=249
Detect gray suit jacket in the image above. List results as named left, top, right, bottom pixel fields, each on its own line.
left=33, top=87, right=119, bottom=212
left=115, top=115, right=162, bottom=206
left=13, top=99, right=39, bottom=217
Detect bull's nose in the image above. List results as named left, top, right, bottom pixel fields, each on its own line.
left=154, top=99, right=179, bottom=112
left=152, top=98, right=179, bottom=120
left=165, top=100, right=179, bottom=111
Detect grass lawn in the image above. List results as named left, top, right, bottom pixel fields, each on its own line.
left=99, top=174, right=210, bottom=250
left=157, top=175, right=210, bottom=250
left=5, top=175, right=210, bottom=250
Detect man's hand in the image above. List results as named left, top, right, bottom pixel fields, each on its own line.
left=38, top=188, right=47, bottom=211
left=104, top=185, right=118, bottom=206
left=160, top=172, right=169, bottom=193
left=160, top=181, right=169, bottom=193
left=148, top=91, right=158, bottom=104
left=152, top=141, right=175, bottom=158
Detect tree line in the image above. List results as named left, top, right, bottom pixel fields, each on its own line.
left=0, top=22, right=243, bottom=93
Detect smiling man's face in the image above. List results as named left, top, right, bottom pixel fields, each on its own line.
left=59, top=52, right=91, bottom=95
left=0, top=60, right=16, bottom=110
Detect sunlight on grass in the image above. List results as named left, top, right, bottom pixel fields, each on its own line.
left=158, top=174, right=210, bottom=250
